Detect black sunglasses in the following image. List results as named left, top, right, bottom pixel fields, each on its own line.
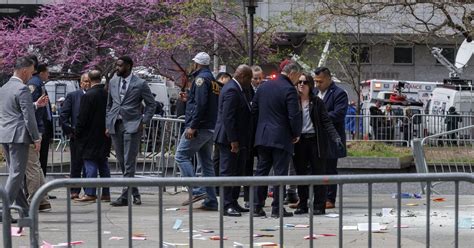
left=298, top=80, right=310, bottom=85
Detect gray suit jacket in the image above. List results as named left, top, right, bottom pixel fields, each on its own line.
left=106, top=74, right=156, bottom=134
left=0, top=77, right=41, bottom=144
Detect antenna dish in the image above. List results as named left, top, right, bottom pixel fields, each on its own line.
left=455, top=39, right=474, bottom=69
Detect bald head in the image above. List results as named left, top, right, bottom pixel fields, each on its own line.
left=234, top=64, right=252, bottom=88
left=88, top=69, right=102, bottom=85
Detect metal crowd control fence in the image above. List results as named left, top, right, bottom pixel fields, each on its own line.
left=0, top=188, right=12, bottom=248
left=345, top=114, right=474, bottom=147
left=23, top=173, right=474, bottom=248
left=412, top=125, right=474, bottom=193
left=46, top=115, right=184, bottom=177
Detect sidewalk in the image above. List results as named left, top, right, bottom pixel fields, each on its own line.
left=2, top=189, right=473, bottom=247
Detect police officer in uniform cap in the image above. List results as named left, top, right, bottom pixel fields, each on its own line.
left=175, top=52, right=219, bottom=210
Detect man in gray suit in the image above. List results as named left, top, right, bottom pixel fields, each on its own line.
left=106, top=56, right=156, bottom=206
left=0, top=56, right=42, bottom=220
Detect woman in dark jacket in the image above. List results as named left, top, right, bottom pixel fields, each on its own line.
left=293, top=73, right=341, bottom=215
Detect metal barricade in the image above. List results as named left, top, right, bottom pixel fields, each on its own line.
left=345, top=115, right=410, bottom=147
left=23, top=173, right=474, bottom=248
left=0, top=188, right=12, bottom=248
left=411, top=114, right=474, bottom=140
left=412, top=125, right=474, bottom=194
left=37, top=115, right=184, bottom=177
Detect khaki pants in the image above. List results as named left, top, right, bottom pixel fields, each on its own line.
left=26, top=145, right=50, bottom=206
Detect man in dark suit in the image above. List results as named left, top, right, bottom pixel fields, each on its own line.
left=75, top=70, right=111, bottom=202
left=60, top=73, right=91, bottom=199
left=252, top=62, right=303, bottom=218
left=106, top=56, right=156, bottom=206
left=0, top=56, right=41, bottom=221
left=214, top=65, right=253, bottom=217
left=313, top=67, right=348, bottom=209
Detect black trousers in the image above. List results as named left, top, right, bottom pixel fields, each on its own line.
left=254, top=146, right=291, bottom=210
left=293, top=136, right=327, bottom=209
left=326, top=158, right=338, bottom=203
left=218, top=144, right=247, bottom=208
left=69, top=137, right=85, bottom=194
left=40, top=120, right=53, bottom=176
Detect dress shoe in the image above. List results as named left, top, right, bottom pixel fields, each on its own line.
left=110, top=198, right=128, bottom=207
left=253, top=208, right=266, bottom=217
left=325, top=201, right=336, bottom=209
left=70, top=193, right=80, bottom=200
left=294, top=207, right=308, bottom=215
left=271, top=208, right=294, bottom=218
left=39, top=203, right=52, bottom=212
left=313, top=209, right=326, bottom=215
left=224, top=207, right=242, bottom=217
left=101, top=195, right=111, bottom=202
left=75, top=195, right=97, bottom=202
left=133, top=196, right=142, bottom=205
left=181, top=193, right=207, bottom=206
left=234, top=204, right=249, bottom=213
left=284, top=194, right=299, bottom=205
left=196, top=204, right=218, bottom=211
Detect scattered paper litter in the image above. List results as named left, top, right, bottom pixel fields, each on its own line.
left=166, top=208, right=180, bottom=211
left=259, top=228, right=277, bottom=231
left=103, top=231, right=111, bottom=234
left=11, top=227, right=24, bottom=237
left=325, top=213, right=339, bottom=218
left=200, top=229, right=214, bottom=233
left=295, top=224, right=310, bottom=228
left=304, top=234, right=317, bottom=240
left=192, top=234, right=207, bottom=240
left=57, top=241, right=84, bottom=246
left=132, top=232, right=146, bottom=237
left=432, top=197, right=446, bottom=202
left=393, top=224, right=409, bottom=228
left=343, top=226, right=358, bottom=231
left=109, top=237, right=124, bottom=240
left=357, top=223, right=382, bottom=232
left=209, top=236, right=228, bottom=240
left=284, top=224, right=295, bottom=228
left=402, top=210, right=417, bottom=217
left=233, top=242, right=245, bottom=248
left=317, top=233, right=337, bottom=237
left=132, top=236, right=147, bottom=241
left=163, top=241, right=189, bottom=248
left=173, top=219, right=183, bottom=230
left=382, top=208, right=394, bottom=217
left=406, top=203, right=419, bottom=206
left=254, top=242, right=278, bottom=247
left=254, top=234, right=274, bottom=237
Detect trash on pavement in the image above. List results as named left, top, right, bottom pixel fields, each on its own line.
left=163, top=242, right=189, bottom=248
left=209, top=236, right=228, bottom=240
left=200, top=229, right=214, bottom=233
left=392, top=193, right=421, bottom=199
left=459, top=217, right=473, bottom=229
left=432, top=197, right=446, bottom=202
left=103, top=231, right=111, bottom=234
left=259, top=228, right=278, bottom=231
left=402, top=210, right=417, bottom=217
left=295, top=224, right=309, bottom=228
left=192, top=234, right=207, bottom=240
left=393, top=224, right=409, bottom=228
left=166, top=208, right=180, bottom=211
left=357, top=223, right=384, bottom=232
left=254, top=234, right=274, bottom=237
left=284, top=224, right=295, bottom=228
left=109, top=237, right=124, bottom=240
left=342, top=226, right=358, bottom=230
left=382, top=208, right=394, bottom=217
left=325, top=213, right=339, bottom=218
left=406, top=203, right=419, bottom=206
left=173, top=219, right=183, bottom=230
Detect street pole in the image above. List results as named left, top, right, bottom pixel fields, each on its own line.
left=247, top=2, right=256, bottom=66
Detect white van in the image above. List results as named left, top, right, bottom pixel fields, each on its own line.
left=425, top=80, right=474, bottom=135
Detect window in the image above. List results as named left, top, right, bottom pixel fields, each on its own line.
left=351, top=45, right=370, bottom=64
left=394, top=46, right=413, bottom=64
left=436, top=47, right=455, bottom=64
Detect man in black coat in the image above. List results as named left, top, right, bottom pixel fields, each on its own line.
left=214, top=65, right=253, bottom=217
left=75, top=70, right=111, bottom=202
left=252, top=62, right=303, bottom=218
left=60, top=73, right=91, bottom=199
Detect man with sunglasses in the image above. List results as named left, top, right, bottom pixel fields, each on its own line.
left=313, top=67, right=348, bottom=210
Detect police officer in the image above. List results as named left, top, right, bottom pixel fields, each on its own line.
left=175, top=52, right=219, bottom=210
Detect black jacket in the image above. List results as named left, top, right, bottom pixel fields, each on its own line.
left=76, top=84, right=111, bottom=160
left=308, top=95, right=341, bottom=158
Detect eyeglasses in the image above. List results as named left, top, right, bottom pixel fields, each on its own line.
left=298, top=80, right=309, bottom=85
